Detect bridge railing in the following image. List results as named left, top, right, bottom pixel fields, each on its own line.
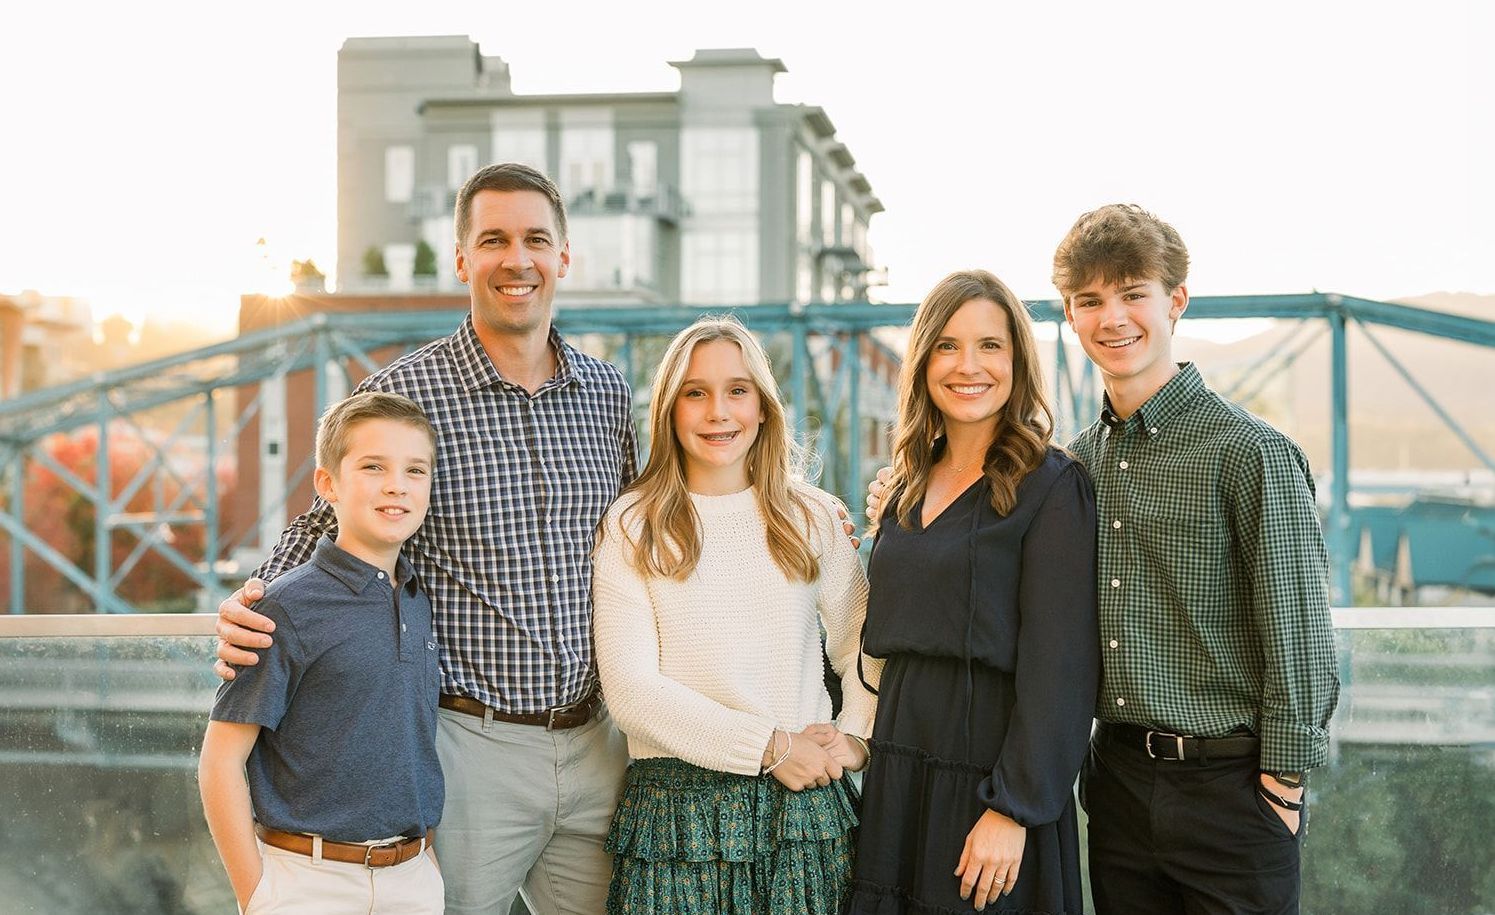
left=0, top=607, right=1491, bottom=914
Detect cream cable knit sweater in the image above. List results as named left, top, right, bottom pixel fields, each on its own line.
left=593, top=484, right=883, bottom=777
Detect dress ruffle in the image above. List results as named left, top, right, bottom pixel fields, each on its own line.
left=606, top=757, right=858, bottom=915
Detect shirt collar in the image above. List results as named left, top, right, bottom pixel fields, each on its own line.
left=312, top=535, right=418, bottom=595
left=1100, top=362, right=1205, bottom=433
left=449, top=315, right=582, bottom=394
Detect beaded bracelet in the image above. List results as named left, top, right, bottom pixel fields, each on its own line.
left=761, top=730, right=792, bottom=776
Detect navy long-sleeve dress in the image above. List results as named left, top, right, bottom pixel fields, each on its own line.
left=848, top=448, right=1100, bottom=915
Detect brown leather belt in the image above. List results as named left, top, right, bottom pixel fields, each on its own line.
left=439, top=688, right=601, bottom=730
left=255, top=825, right=433, bottom=868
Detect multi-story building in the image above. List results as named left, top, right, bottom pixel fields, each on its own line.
left=336, top=36, right=883, bottom=307
left=228, top=38, right=896, bottom=569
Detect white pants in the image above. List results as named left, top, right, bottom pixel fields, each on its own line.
left=241, top=838, right=444, bottom=914
left=434, top=704, right=628, bottom=915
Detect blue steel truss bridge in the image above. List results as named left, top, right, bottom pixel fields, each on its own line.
left=1, top=292, right=1492, bottom=615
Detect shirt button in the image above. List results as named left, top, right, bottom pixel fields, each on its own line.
left=1112, top=520, right=1122, bottom=529
left=1108, top=639, right=1119, bottom=649
left=1149, top=427, right=1159, bottom=435
left=376, top=571, right=386, bottom=579
left=1110, top=578, right=1121, bottom=588
left=401, top=623, right=407, bottom=633
left=550, top=574, right=560, bottom=584
left=1118, top=460, right=1129, bottom=470
left=1115, top=697, right=1126, bottom=707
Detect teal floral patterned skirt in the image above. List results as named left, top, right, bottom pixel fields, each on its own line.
left=605, top=756, right=859, bottom=915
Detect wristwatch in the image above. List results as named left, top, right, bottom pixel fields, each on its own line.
left=1263, top=770, right=1305, bottom=789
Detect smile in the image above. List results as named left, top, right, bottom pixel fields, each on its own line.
left=1099, top=336, right=1140, bottom=349
left=376, top=507, right=410, bottom=517
left=946, top=384, right=992, bottom=395
left=699, top=431, right=740, bottom=443
left=497, top=285, right=537, bottom=296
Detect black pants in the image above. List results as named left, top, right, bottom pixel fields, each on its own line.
left=1080, top=726, right=1302, bottom=915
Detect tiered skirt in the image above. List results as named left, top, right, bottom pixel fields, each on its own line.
left=605, top=756, right=859, bottom=915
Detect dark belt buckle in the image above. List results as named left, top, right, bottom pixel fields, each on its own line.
left=1145, top=730, right=1189, bottom=761
left=364, top=840, right=401, bottom=869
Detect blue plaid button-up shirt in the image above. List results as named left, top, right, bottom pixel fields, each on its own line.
left=256, top=316, right=638, bottom=713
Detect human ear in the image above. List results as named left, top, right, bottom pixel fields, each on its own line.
left=1168, top=284, right=1190, bottom=321
left=313, top=466, right=338, bottom=504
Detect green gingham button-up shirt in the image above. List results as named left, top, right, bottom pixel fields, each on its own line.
left=1069, top=363, right=1339, bottom=771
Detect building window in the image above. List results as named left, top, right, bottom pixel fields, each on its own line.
left=628, top=141, right=658, bottom=198
left=820, top=180, right=836, bottom=247
left=796, top=151, right=814, bottom=246
left=683, top=229, right=757, bottom=305
left=448, top=145, right=478, bottom=191
left=560, top=108, right=615, bottom=203
left=681, top=127, right=759, bottom=214
left=491, top=110, right=547, bottom=172
left=385, top=145, right=414, bottom=203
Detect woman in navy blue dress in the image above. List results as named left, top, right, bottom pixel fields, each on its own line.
left=847, top=270, right=1099, bottom=914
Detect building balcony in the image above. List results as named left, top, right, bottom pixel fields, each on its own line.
left=567, top=182, right=688, bottom=226
left=0, top=608, right=1490, bottom=913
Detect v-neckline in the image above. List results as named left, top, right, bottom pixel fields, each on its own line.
left=917, top=477, right=984, bottom=531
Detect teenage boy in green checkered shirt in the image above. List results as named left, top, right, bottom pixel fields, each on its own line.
left=1056, top=204, right=1339, bottom=914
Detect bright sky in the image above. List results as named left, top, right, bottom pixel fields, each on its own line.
left=1, top=0, right=1490, bottom=337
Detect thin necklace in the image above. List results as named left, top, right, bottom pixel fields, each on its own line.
left=946, top=455, right=983, bottom=475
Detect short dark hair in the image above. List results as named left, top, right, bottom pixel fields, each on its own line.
left=453, top=162, right=567, bottom=245
left=315, top=392, right=436, bottom=472
left=1052, top=204, right=1189, bottom=303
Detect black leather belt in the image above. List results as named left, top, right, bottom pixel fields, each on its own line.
left=1099, top=722, right=1258, bottom=761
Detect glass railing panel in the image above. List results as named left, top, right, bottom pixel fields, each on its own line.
left=0, top=633, right=228, bottom=914
left=1300, top=626, right=1495, bottom=914
left=0, top=613, right=1489, bottom=913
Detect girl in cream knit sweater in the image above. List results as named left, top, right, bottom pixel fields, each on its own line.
left=592, top=316, right=880, bottom=915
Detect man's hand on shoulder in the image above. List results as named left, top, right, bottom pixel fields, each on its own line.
left=214, top=579, right=275, bottom=682
left=834, top=505, right=860, bottom=550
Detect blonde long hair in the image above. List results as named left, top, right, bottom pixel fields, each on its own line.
left=613, top=316, right=818, bottom=582
left=875, top=270, right=1054, bottom=535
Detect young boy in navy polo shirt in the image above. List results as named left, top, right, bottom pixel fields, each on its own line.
left=200, top=392, right=444, bottom=914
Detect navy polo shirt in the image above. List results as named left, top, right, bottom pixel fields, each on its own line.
left=211, top=536, right=443, bottom=841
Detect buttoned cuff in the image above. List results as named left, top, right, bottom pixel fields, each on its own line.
left=1258, top=716, right=1330, bottom=771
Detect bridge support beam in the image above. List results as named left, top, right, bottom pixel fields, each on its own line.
left=1329, top=306, right=1353, bottom=606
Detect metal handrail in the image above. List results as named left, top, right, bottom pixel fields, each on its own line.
left=1, top=607, right=1490, bottom=639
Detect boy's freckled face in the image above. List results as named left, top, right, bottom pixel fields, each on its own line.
left=1064, top=277, right=1188, bottom=394
left=315, top=419, right=435, bottom=564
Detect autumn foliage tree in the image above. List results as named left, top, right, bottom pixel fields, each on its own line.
left=0, top=424, right=235, bottom=613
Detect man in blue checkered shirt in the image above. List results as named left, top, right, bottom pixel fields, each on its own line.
left=216, top=163, right=639, bottom=915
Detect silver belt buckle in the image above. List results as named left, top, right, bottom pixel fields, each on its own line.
left=365, top=840, right=400, bottom=868
left=1145, top=730, right=1189, bottom=760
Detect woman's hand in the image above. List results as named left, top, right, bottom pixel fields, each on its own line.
left=764, top=727, right=844, bottom=791
left=804, top=724, right=870, bottom=772
left=955, top=808, right=1026, bottom=911
left=866, top=467, right=892, bottom=522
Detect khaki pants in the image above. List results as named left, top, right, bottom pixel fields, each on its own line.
left=435, top=704, right=628, bottom=915
left=241, top=838, right=444, bottom=914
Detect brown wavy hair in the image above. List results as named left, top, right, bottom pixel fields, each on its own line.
left=874, top=270, right=1054, bottom=535
left=610, top=316, right=818, bottom=582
